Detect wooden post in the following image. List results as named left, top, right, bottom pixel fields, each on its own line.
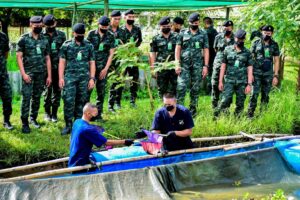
left=225, top=7, right=230, bottom=20
left=104, top=0, right=109, bottom=16
left=72, top=3, right=78, bottom=26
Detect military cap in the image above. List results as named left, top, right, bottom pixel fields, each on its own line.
left=43, top=14, right=55, bottom=26
left=158, top=16, right=171, bottom=26
left=30, top=16, right=43, bottom=23
left=111, top=10, right=121, bottom=17
left=73, top=23, right=85, bottom=34
left=262, top=25, right=274, bottom=32
left=223, top=20, right=233, bottom=27
left=173, top=17, right=184, bottom=25
left=98, top=16, right=110, bottom=26
left=189, top=13, right=200, bottom=23
left=124, top=9, right=135, bottom=16
left=235, top=29, right=247, bottom=39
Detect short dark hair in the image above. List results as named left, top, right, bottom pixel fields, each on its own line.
left=203, top=17, right=213, bottom=25
left=163, top=93, right=176, bottom=99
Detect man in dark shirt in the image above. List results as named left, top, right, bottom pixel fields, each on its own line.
left=151, top=93, right=194, bottom=151
left=68, top=103, right=133, bottom=167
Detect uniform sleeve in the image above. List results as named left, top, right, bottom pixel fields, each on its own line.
left=136, top=28, right=143, bottom=47
left=83, top=125, right=108, bottom=148
left=86, top=31, right=92, bottom=43
left=3, top=33, right=9, bottom=52
left=89, top=45, right=95, bottom=61
left=59, top=43, right=67, bottom=59
left=184, top=110, right=194, bottom=129
left=221, top=49, right=227, bottom=64
left=44, top=40, right=50, bottom=56
left=150, top=37, right=157, bottom=53
left=203, top=32, right=209, bottom=49
left=247, top=52, right=254, bottom=66
left=16, top=36, right=25, bottom=52
left=151, top=111, right=162, bottom=130
left=250, top=40, right=256, bottom=55
left=273, top=42, right=280, bottom=57
left=176, top=33, right=183, bottom=46
left=110, top=35, right=116, bottom=49
left=213, top=35, right=218, bottom=49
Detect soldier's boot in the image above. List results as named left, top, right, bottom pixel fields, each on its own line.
left=115, top=101, right=121, bottom=110
left=44, top=107, right=51, bottom=122
left=130, top=97, right=136, bottom=108
left=61, top=121, right=72, bottom=136
left=3, top=115, right=13, bottom=130
left=21, top=117, right=31, bottom=134
left=247, top=108, right=255, bottom=119
left=108, top=103, right=116, bottom=113
left=30, top=117, right=41, bottom=129
left=51, top=107, right=58, bottom=123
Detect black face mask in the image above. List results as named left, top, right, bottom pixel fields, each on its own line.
left=46, top=27, right=56, bottom=33
left=190, top=25, right=198, bottom=31
left=75, top=35, right=84, bottom=42
left=100, top=28, right=108, bottom=34
left=33, top=27, right=42, bottom=34
left=162, top=27, right=171, bottom=34
left=127, top=20, right=135, bottom=25
left=235, top=41, right=244, bottom=48
left=225, top=30, right=232, bottom=36
left=165, top=105, right=175, bottom=111
left=263, top=35, right=271, bottom=41
left=174, top=28, right=181, bottom=33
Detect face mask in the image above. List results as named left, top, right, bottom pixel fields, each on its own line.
left=100, top=28, right=108, bottom=34
left=263, top=35, right=271, bottom=41
left=127, top=20, right=135, bottom=25
left=33, top=27, right=42, bottom=34
left=162, top=27, right=171, bottom=34
left=165, top=105, right=175, bottom=111
left=174, top=28, right=180, bottom=33
left=235, top=41, right=244, bottom=48
left=225, top=30, right=232, bottom=36
left=190, top=25, right=198, bottom=31
left=46, top=27, right=56, bottom=33
left=75, top=35, right=84, bottom=42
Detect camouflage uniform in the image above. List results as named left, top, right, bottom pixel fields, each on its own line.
left=87, top=29, right=116, bottom=116
left=150, top=32, right=178, bottom=97
left=42, top=29, right=66, bottom=116
left=203, top=26, right=218, bottom=94
left=248, top=38, right=280, bottom=116
left=16, top=32, right=50, bottom=120
left=121, top=24, right=143, bottom=104
left=214, top=45, right=254, bottom=116
left=0, top=32, right=12, bottom=121
left=211, top=32, right=235, bottom=109
left=176, top=28, right=209, bottom=112
left=108, top=26, right=126, bottom=108
left=59, top=38, right=95, bottom=124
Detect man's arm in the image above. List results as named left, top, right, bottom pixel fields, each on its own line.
left=17, top=52, right=31, bottom=83
left=174, top=129, right=192, bottom=137
left=218, top=63, right=226, bottom=91
left=99, top=48, right=115, bottom=80
left=202, top=48, right=209, bottom=78
left=175, top=45, right=182, bottom=75
left=58, top=58, right=66, bottom=89
left=106, top=140, right=126, bottom=146
left=45, top=55, right=52, bottom=87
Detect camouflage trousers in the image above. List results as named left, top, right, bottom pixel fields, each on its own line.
left=108, top=65, right=122, bottom=108
left=21, top=72, right=46, bottom=119
left=214, top=82, right=246, bottom=117
left=0, top=72, right=12, bottom=117
left=157, top=69, right=177, bottom=98
left=248, top=73, right=273, bottom=115
left=63, top=74, right=89, bottom=123
left=177, top=62, right=203, bottom=110
left=211, top=64, right=221, bottom=109
left=43, top=68, right=61, bottom=115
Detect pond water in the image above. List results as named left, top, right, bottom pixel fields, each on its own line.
left=172, top=183, right=300, bottom=200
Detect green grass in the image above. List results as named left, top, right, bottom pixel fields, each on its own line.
left=0, top=63, right=299, bottom=168
left=6, top=52, right=19, bottom=71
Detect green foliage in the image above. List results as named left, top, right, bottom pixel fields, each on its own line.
left=242, top=189, right=286, bottom=200
left=6, top=52, right=19, bottom=71
left=238, top=0, right=300, bottom=59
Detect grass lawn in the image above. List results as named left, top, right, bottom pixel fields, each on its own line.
left=0, top=63, right=299, bottom=168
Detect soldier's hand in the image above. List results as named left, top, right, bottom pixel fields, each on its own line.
left=218, top=82, right=224, bottom=91
left=175, top=66, right=181, bottom=75
left=59, top=79, right=65, bottom=89
left=272, top=77, right=278, bottom=87
left=22, top=74, right=31, bottom=84
left=245, top=85, right=251, bottom=94
left=99, top=68, right=108, bottom=80
left=46, top=76, right=52, bottom=87
left=88, top=79, right=95, bottom=90
left=202, top=66, right=208, bottom=79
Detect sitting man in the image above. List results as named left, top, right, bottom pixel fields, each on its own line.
left=68, top=103, right=133, bottom=167
left=150, top=93, right=194, bottom=151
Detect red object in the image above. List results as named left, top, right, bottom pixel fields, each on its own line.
left=140, top=141, right=163, bottom=155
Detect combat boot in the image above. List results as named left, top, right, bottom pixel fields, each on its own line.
left=30, top=117, right=41, bottom=128
left=51, top=107, right=58, bottom=123
left=21, top=117, right=31, bottom=134
left=44, top=107, right=51, bottom=122
left=3, top=115, right=13, bottom=130
left=61, top=121, right=72, bottom=135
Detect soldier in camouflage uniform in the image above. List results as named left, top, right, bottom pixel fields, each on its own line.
left=203, top=17, right=218, bottom=95
left=0, top=20, right=13, bottom=130
left=247, top=25, right=280, bottom=118
left=16, top=16, right=52, bottom=133
left=42, top=14, right=66, bottom=123
left=150, top=16, right=178, bottom=98
left=175, top=12, right=209, bottom=116
left=214, top=30, right=253, bottom=117
left=108, top=10, right=126, bottom=111
left=121, top=9, right=143, bottom=107
left=172, top=17, right=184, bottom=33
left=211, top=20, right=235, bottom=110
left=87, top=16, right=116, bottom=121
left=59, top=23, right=96, bottom=135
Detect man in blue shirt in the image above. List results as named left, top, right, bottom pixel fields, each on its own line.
left=68, top=103, right=133, bottom=167
left=151, top=93, right=194, bottom=151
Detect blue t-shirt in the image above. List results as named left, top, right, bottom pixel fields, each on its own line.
left=68, top=119, right=107, bottom=167
left=151, top=104, right=194, bottom=151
